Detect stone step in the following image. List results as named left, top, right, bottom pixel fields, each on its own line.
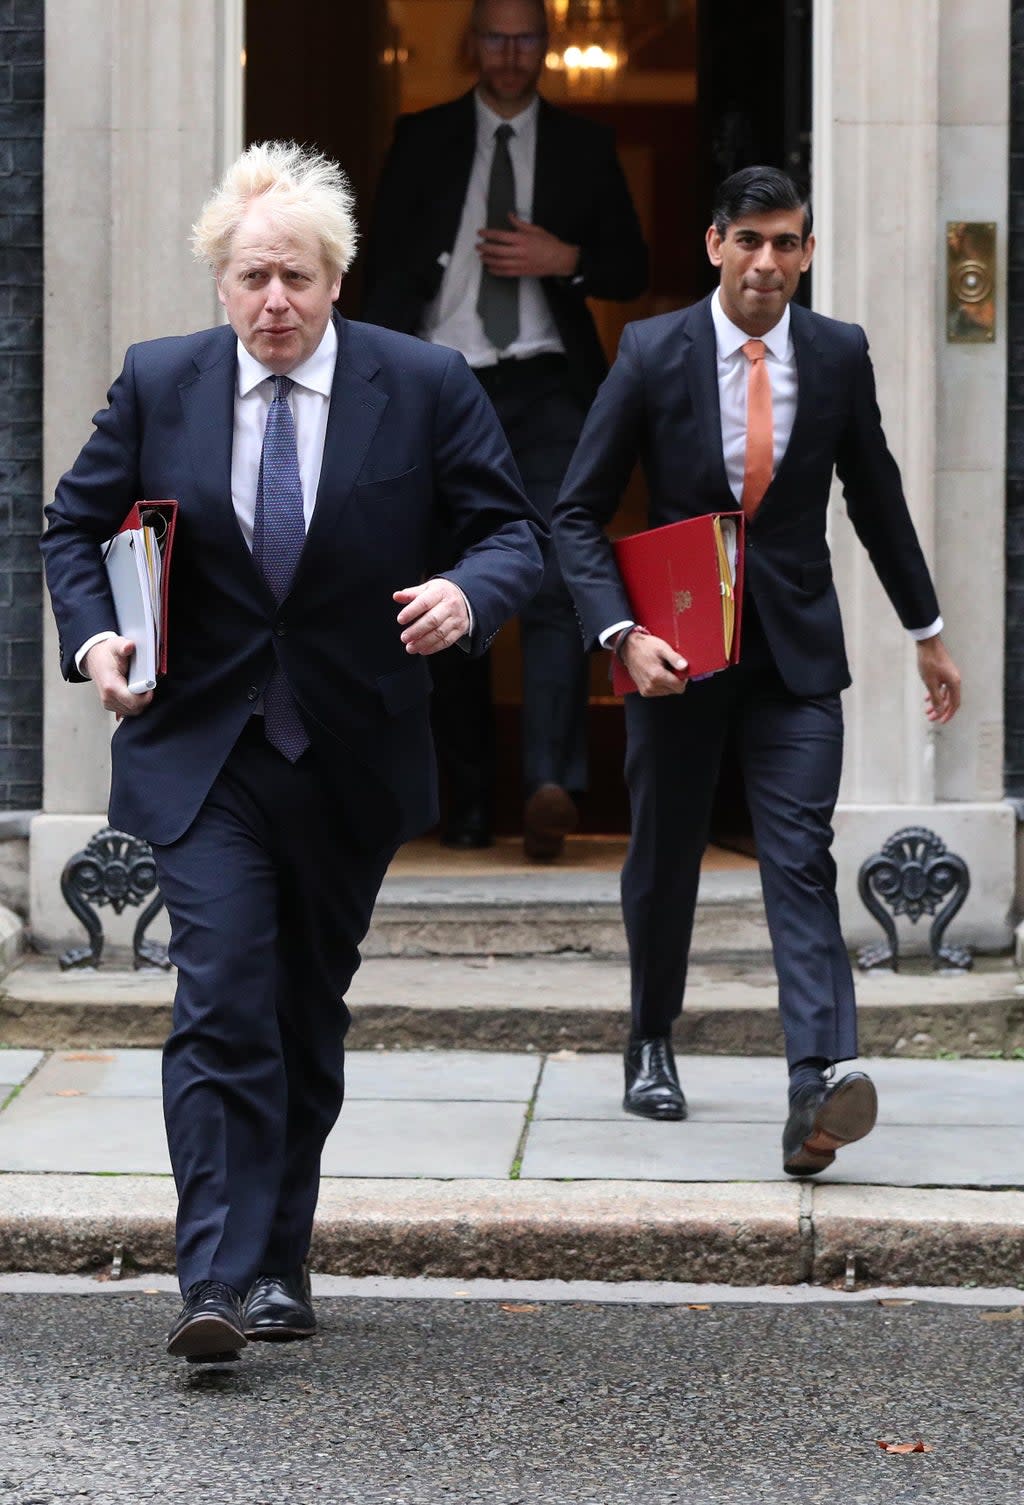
left=2, top=952, right=1021, bottom=1056
left=365, top=868, right=770, bottom=960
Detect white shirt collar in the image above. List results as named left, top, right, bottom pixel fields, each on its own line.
left=711, top=286, right=791, bottom=361
left=474, top=88, right=539, bottom=143
left=236, top=317, right=338, bottom=399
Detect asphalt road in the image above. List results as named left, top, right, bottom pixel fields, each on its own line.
left=1, top=1292, right=1022, bottom=1504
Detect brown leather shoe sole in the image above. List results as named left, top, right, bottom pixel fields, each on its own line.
left=784, top=1075, right=878, bottom=1175
left=523, top=784, right=578, bottom=862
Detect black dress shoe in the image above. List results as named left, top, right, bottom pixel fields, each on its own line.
left=243, top=1269, right=317, bottom=1341
left=623, top=1036, right=687, bottom=1121
left=783, top=1071, right=878, bottom=1176
left=166, top=1280, right=246, bottom=1362
left=523, top=783, right=578, bottom=862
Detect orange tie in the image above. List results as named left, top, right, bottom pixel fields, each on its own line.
left=740, top=338, right=773, bottom=519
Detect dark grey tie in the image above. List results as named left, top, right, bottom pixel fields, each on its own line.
left=251, top=374, right=310, bottom=763
left=477, top=122, right=520, bottom=351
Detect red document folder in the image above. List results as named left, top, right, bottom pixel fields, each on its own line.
left=114, top=500, right=177, bottom=677
left=610, top=511, right=745, bottom=696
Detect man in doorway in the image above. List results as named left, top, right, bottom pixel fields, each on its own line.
left=553, top=166, right=962, bottom=1173
left=41, top=142, right=544, bottom=1360
left=363, top=0, right=648, bottom=859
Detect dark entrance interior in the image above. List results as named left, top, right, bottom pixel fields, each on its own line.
left=244, top=0, right=812, bottom=845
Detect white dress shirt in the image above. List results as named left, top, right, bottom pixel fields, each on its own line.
left=419, top=91, right=565, bottom=368
left=600, top=289, right=941, bottom=645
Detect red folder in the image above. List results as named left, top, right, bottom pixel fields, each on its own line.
left=117, top=500, right=177, bottom=676
left=610, top=511, right=745, bottom=695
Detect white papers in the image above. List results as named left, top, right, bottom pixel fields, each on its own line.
left=102, top=526, right=163, bottom=694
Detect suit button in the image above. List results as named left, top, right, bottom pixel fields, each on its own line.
left=246, top=686, right=259, bottom=702
left=274, top=622, right=286, bottom=637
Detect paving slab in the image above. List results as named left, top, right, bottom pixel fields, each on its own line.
left=320, top=1101, right=527, bottom=1179
left=536, top=1053, right=1024, bottom=1127
left=521, top=1117, right=1024, bottom=1187
left=0, top=1092, right=170, bottom=1173
left=344, top=1049, right=541, bottom=1102
left=0, top=1048, right=42, bottom=1101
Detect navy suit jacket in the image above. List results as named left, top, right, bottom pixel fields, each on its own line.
left=42, top=314, right=546, bottom=847
left=553, top=295, right=940, bottom=697
left=362, top=91, right=649, bottom=406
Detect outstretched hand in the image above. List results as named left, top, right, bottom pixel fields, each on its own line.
left=394, top=579, right=470, bottom=656
left=83, top=636, right=153, bottom=719
left=917, top=635, right=962, bottom=724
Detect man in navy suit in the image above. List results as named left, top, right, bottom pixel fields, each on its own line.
left=41, top=142, right=544, bottom=1360
left=553, top=166, right=962, bottom=1174
left=363, top=0, right=647, bottom=858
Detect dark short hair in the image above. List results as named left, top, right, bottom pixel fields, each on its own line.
left=471, top=0, right=549, bottom=32
left=712, top=166, right=812, bottom=242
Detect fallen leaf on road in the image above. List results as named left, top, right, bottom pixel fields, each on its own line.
left=978, top=1307, right=1024, bottom=1322
left=877, top=1440, right=932, bottom=1453
left=143, top=1288, right=160, bottom=1295
left=878, top=1298, right=916, bottom=1307
left=61, top=1053, right=116, bottom=1063
left=685, top=1303, right=713, bottom=1311
left=55, top=1089, right=83, bottom=1097
left=500, top=1303, right=539, bottom=1314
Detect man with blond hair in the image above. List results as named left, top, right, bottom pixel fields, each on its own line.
left=41, top=141, right=544, bottom=1362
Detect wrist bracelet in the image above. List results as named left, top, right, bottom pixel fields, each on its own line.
left=613, top=624, right=649, bottom=662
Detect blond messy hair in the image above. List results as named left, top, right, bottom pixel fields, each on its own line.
left=191, top=140, right=358, bottom=278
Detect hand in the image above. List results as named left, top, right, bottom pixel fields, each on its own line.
left=394, top=579, right=470, bottom=656
left=916, top=634, right=962, bottom=724
left=83, top=636, right=154, bottom=718
left=620, top=631, right=689, bottom=697
left=476, top=215, right=580, bottom=280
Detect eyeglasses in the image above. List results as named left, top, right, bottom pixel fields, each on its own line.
left=476, top=31, right=547, bottom=55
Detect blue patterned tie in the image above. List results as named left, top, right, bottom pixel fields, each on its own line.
left=251, top=374, right=310, bottom=762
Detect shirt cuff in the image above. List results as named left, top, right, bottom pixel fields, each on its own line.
left=598, top=619, right=635, bottom=650
left=909, top=616, right=943, bottom=642
left=75, top=630, right=118, bottom=675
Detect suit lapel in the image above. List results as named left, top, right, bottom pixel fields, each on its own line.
left=532, top=99, right=559, bottom=228
left=767, top=302, right=833, bottom=502
left=297, top=315, right=389, bottom=572
left=177, top=328, right=269, bottom=588
left=436, top=91, right=478, bottom=252
left=685, top=297, right=733, bottom=500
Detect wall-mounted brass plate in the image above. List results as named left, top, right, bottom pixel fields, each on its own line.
left=947, top=222, right=996, bottom=343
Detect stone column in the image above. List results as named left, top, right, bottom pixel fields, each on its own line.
left=31, top=0, right=242, bottom=949
left=814, top=0, right=1013, bottom=951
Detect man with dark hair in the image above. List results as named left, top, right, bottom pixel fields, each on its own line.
left=363, top=0, right=648, bottom=859
left=553, top=165, right=961, bottom=1174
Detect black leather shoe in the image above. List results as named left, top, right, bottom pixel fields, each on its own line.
left=623, top=1036, right=687, bottom=1121
left=243, top=1269, right=317, bottom=1341
left=166, top=1280, right=246, bottom=1362
left=783, top=1071, right=878, bottom=1176
left=523, top=783, right=578, bottom=862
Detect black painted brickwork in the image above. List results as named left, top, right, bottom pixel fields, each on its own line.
left=0, top=0, right=42, bottom=810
